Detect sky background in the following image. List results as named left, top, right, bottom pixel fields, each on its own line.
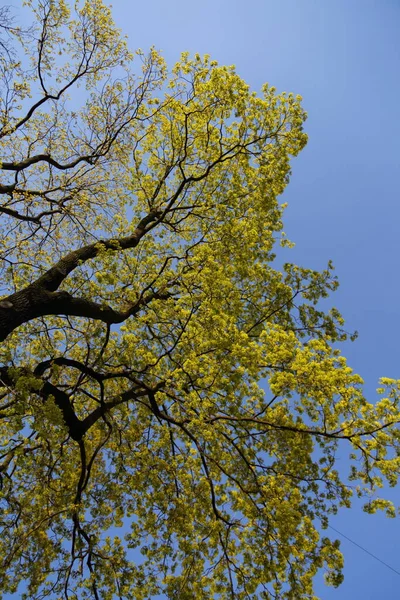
left=7, top=0, right=400, bottom=598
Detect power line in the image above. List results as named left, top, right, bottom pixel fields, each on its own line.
left=328, top=524, right=400, bottom=577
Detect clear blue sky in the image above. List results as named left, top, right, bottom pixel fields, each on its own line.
left=109, top=1, right=400, bottom=597
left=8, top=0, right=400, bottom=598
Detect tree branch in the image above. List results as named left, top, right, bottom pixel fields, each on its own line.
left=1, top=153, right=95, bottom=173
left=36, top=209, right=161, bottom=292
left=0, top=366, right=155, bottom=441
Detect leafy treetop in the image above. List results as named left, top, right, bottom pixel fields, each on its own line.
left=0, top=1, right=399, bottom=599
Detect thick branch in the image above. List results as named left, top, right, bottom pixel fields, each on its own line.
left=0, top=365, right=158, bottom=441
left=0, top=182, right=16, bottom=194
left=1, top=153, right=94, bottom=173
left=36, top=209, right=161, bottom=292
left=0, top=367, right=83, bottom=441
left=0, top=284, right=170, bottom=342
left=43, top=292, right=140, bottom=323
left=0, top=204, right=41, bottom=224
left=34, top=357, right=112, bottom=381
left=0, top=210, right=164, bottom=342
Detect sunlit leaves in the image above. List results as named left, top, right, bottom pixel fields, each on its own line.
left=0, top=2, right=400, bottom=599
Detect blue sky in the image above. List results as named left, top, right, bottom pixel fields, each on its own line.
left=6, top=0, right=400, bottom=598
left=109, top=0, right=400, bottom=597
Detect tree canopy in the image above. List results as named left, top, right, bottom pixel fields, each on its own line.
left=0, top=1, right=399, bottom=598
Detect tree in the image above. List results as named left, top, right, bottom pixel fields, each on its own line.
left=0, top=1, right=399, bottom=598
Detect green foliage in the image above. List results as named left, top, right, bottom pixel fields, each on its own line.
left=0, top=2, right=399, bottom=598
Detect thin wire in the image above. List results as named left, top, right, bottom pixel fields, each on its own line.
left=328, top=524, right=400, bottom=577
